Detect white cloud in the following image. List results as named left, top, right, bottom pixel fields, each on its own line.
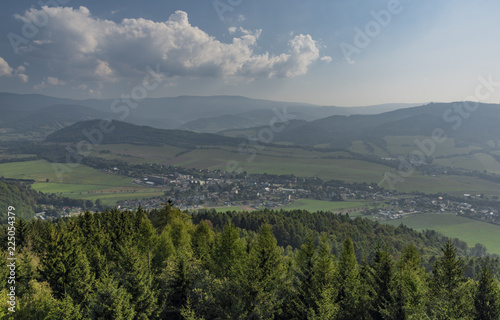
left=320, top=56, right=332, bottom=63
left=14, top=66, right=28, bottom=82
left=14, top=7, right=325, bottom=84
left=0, top=57, right=28, bottom=82
left=0, top=57, right=13, bottom=77
left=34, top=76, right=66, bottom=90
left=345, top=57, right=355, bottom=65
left=47, top=76, right=65, bottom=86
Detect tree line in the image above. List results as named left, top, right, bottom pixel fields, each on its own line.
left=0, top=205, right=499, bottom=319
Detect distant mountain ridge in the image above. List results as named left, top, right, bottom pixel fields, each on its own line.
left=0, top=92, right=421, bottom=138
left=45, top=119, right=245, bottom=148
left=263, top=102, right=500, bottom=148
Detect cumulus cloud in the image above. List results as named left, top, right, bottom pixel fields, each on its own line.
left=14, top=7, right=325, bottom=84
left=14, top=65, right=29, bottom=82
left=0, top=57, right=13, bottom=77
left=34, top=76, right=65, bottom=90
left=320, top=56, right=332, bottom=63
left=0, top=57, right=28, bottom=82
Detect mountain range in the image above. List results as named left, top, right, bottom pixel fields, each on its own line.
left=41, top=101, right=500, bottom=154
left=0, top=92, right=420, bottom=139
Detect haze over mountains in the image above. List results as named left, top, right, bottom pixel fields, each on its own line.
left=0, top=92, right=420, bottom=139
left=35, top=101, right=500, bottom=155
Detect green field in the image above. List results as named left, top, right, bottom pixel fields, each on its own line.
left=385, top=136, right=481, bottom=157
left=349, top=141, right=370, bottom=154
left=283, top=199, right=368, bottom=212
left=0, top=160, right=165, bottom=205
left=384, top=213, right=500, bottom=255
left=434, top=153, right=500, bottom=173
left=378, top=170, right=500, bottom=197
left=65, top=191, right=166, bottom=206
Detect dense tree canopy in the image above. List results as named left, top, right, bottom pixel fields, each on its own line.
left=0, top=205, right=499, bottom=319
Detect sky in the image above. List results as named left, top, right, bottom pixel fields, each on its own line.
left=0, top=0, right=500, bottom=106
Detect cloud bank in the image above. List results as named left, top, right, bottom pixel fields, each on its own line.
left=14, top=7, right=328, bottom=87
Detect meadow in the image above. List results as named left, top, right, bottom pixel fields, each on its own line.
left=283, top=199, right=368, bottom=213
left=0, top=160, right=164, bottom=205
left=384, top=213, right=500, bottom=255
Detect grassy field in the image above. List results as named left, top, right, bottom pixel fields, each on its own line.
left=94, top=144, right=186, bottom=165
left=204, top=200, right=371, bottom=215
left=380, top=171, right=500, bottom=197
left=385, top=136, right=481, bottom=157
left=283, top=199, right=369, bottom=212
left=64, top=191, right=166, bottom=206
left=0, top=160, right=165, bottom=205
left=349, top=141, right=370, bottom=154
left=384, top=213, right=500, bottom=255
left=434, top=153, right=500, bottom=173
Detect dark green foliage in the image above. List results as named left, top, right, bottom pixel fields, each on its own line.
left=429, top=241, right=475, bottom=319
left=191, top=220, right=215, bottom=262
left=2, top=206, right=500, bottom=319
left=192, top=209, right=471, bottom=266
left=370, top=247, right=394, bottom=319
left=209, top=221, right=246, bottom=279
left=246, top=224, right=286, bottom=319
left=474, top=263, right=500, bottom=320
left=115, top=246, right=158, bottom=320
left=87, top=275, right=136, bottom=320
left=38, top=223, right=93, bottom=304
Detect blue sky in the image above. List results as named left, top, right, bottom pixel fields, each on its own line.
left=0, top=0, right=499, bottom=106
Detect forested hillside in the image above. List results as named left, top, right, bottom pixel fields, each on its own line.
left=0, top=180, right=94, bottom=223
left=0, top=180, right=36, bottom=221
left=1, top=205, right=499, bottom=319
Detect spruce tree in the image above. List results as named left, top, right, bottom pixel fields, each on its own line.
left=209, top=221, right=246, bottom=279
left=86, top=275, right=135, bottom=320
left=474, top=263, right=500, bottom=320
left=336, top=237, right=361, bottom=320
left=430, top=241, right=474, bottom=319
left=115, top=245, right=158, bottom=320
left=247, top=224, right=285, bottom=319
left=388, top=244, right=429, bottom=319
left=371, top=247, right=394, bottom=319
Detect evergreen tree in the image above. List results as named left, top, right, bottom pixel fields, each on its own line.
left=335, top=237, right=361, bottom=320
left=151, top=228, right=176, bottom=275
left=47, top=294, right=84, bottom=320
left=86, top=275, right=135, bottom=320
left=247, top=224, right=286, bottom=319
left=115, top=245, right=158, bottom=320
left=158, top=254, right=194, bottom=320
left=209, top=221, right=246, bottom=279
left=474, top=263, right=500, bottom=320
left=371, top=247, right=394, bottom=319
left=292, top=237, right=317, bottom=318
left=38, top=224, right=93, bottom=304
left=191, top=220, right=215, bottom=262
left=430, top=241, right=474, bottom=319
left=16, top=248, right=37, bottom=298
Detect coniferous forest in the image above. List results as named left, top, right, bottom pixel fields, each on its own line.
left=1, top=205, right=500, bottom=320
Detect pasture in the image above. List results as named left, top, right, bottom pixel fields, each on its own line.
left=0, top=160, right=164, bottom=205
left=384, top=213, right=500, bottom=255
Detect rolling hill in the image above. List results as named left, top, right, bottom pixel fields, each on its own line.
left=45, top=119, right=245, bottom=148
left=222, top=102, right=500, bottom=150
